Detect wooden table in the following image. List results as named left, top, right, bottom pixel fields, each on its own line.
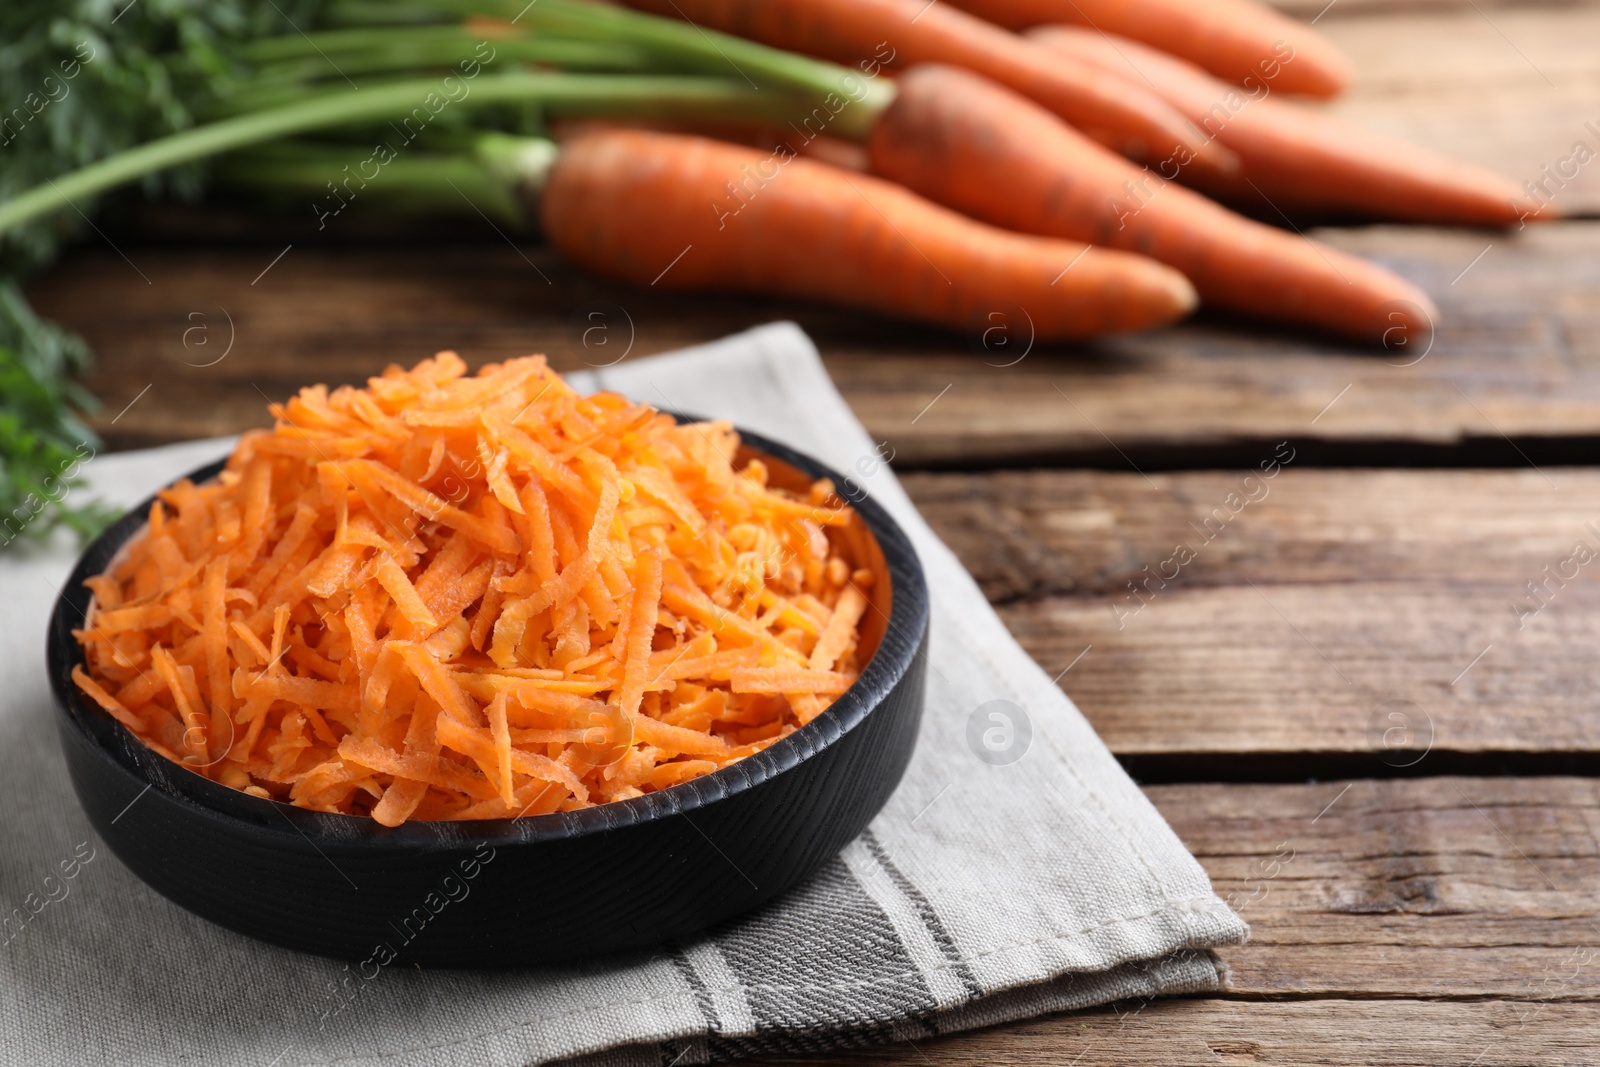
left=29, top=2, right=1600, bottom=1062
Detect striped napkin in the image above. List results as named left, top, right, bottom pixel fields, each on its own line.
left=0, top=322, right=1245, bottom=1066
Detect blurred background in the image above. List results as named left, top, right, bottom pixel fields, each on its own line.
left=0, top=1, right=1590, bottom=490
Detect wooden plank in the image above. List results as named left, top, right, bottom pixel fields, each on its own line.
left=1005, top=581, right=1600, bottom=757
left=24, top=242, right=928, bottom=451
left=846, top=222, right=1600, bottom=467
left=1154, top=777, right=1600, bottom=998
left=751, top=1000, right=1600, bottom=1066
left=28, top=222, right=1600, bottom=467
left=901, top=467, right=1600, bottom=602
left=749, top=777, right=1600, bottom=1066
left=904, top=468, right=1600, bottom=756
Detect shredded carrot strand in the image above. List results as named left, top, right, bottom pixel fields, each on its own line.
left=72, top=354, right=872, bottom=825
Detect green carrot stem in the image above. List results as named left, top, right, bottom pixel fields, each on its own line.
left=0, top=73, right=793, bottom=241
left=241, top=25, right=504, bottom=62
left=237, top=24, right=655, bottom=80
left=214, top=141, right=533, bottom=226
left=324, top=0, right=897, bottom=138
left=240, top=35, right=658, bottom=96
left=235, top=37, right=663, bottom=111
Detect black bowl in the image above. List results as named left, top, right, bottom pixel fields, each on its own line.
left=47, top=425, right=927, bottom=965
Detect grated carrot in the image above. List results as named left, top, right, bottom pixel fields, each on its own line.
left=72, top=354, right=874, bottom=826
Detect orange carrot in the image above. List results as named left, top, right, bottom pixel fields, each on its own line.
left=949, top=0, right=1352, bottom=98
left=867, top=64, right=1436, bottom=343
left=1028, top=26, right=1542, bottom=226
left=552, top=116, right=872, bottom=173
left=620, top=0, right=1232, bottom=173
left=540, top=128, right=1197, bottom=340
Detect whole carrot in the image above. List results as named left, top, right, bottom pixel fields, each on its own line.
left=866, top=65, right=1436, bottom=343
left=948, top=0, right=1352, bottom=98
left=539, top=129, right=1197, bottom=339
left=1029, top=26, right=1541, bottom=226
left=620, top=0, right=1232, bottom=174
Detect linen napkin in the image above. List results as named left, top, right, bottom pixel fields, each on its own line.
left=0, top=322, right=1246, bottom=1066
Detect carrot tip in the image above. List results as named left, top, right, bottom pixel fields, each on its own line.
left=1171, top=276, right=1201, bottom=316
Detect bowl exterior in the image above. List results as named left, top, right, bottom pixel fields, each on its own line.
left=49, top=430, right=928, bottom=965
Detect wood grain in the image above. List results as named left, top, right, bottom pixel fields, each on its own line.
left=754, top=1000, right=1600, bottom=1066
left=748, top=777, right=1600, bottom=1066
left=905, top=468, right=1600, bottom=756
left=900, top=468, right=1600, bottom=602
left=1156, top=777, right=1600, bottom=998
left=745, top=777, right=1600, bottom=1067
left=29, top=221, right=1600, bottom=467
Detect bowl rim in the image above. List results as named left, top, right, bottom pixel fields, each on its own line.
left=47, top=419, right=928, bottom=849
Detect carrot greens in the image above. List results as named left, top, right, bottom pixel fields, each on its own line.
left=0, top=1, right=884, bottom=550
